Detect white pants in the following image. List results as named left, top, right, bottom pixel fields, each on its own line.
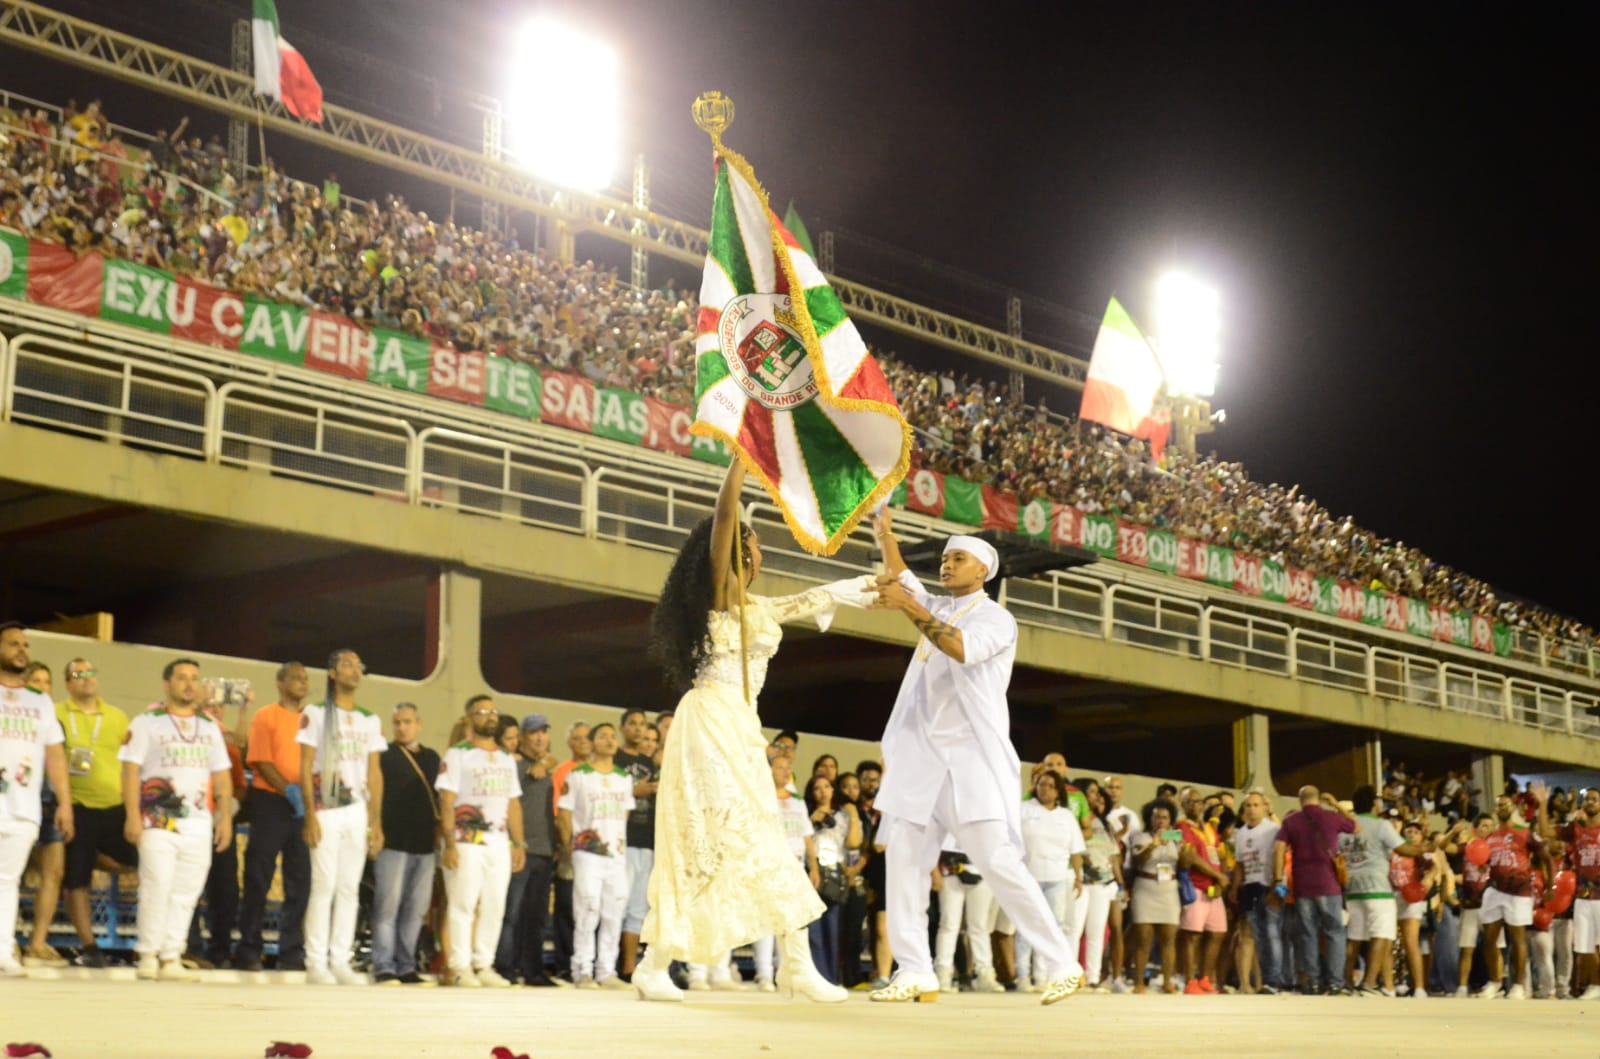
left=887, top=776, right=1079, bottom=979
left=443, top=843, right=512, bottom=974
left=689, top=950, right=735, bottom=983
left=934, top=877, right=999, bottom=975
left=305, top=803, right=367, bottom=971
left=752, top=937, right=779, bottom=981
left=572, top=850, right=627, bottom=981
left=0, top=822, right=40, bottom=962
left=1530, top=930, right=1555, bottom=994
left=1079, top=881, right=1118, bottom=984
left=1014, top=878, right=1068, bottom=980
left=136, top=827, right=212, bottom=960
left=1574, top=900, right=1600, bottom=953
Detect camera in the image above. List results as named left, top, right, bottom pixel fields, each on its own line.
left=202, top=677, right=251, bottom=709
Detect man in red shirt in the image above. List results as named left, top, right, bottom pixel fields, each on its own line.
left=1176, top=787, right=1230, bottom=994
left=1478, top=783, right=1547, bottom=999
left=1560, top=787, right=1600, bottom=999
left=1447, top=813, right=1495, bottom=997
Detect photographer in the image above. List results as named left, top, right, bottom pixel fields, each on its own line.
left=805, top=774, right=861, bottom=986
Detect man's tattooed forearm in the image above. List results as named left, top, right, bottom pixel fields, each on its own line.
left=913, top=614, right=959, bottom=646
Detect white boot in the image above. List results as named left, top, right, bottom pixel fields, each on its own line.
left=633, top=946, right=684, bottom=1002
left=775, top=929, right=847, bottom=1003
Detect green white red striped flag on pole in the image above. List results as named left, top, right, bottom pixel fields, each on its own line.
left=693, top=145, right=910, bottom=555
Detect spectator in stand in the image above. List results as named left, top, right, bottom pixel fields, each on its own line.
left=613, top=707, right=659, bottom=980
left=1477, top=784, right=1548, bottom=999
left=236, top=662, right=312, bottom=971
left=1274, top=785, right=1357, bottom=994
left=1128, top=797, right=1185, bottom=994
left=117, top=658, right=229, bottom=982
left=549, top=720, right=591, bottom=983
left=52, top=657, right=135, bottom=970
left=497, top=713, right=558, bottom=986
left=371, top=703, right=439, bottom=986
left=495, top=715, right=520, bottom=756
left=557, top=721, right=633, bottom=989
left=297, top=649, right=387, bottom=986
left=436, top=694, right=525, bottom=989
left=1560, top=787, right=1600, bottom=999
left=1231, top=791, right=1284, bottom=994
left=0, top=622, right=73, bottom=979
left=1177, top=786, right=1231, bottom=994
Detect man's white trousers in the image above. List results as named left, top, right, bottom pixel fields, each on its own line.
left=0, top=822, right=40, bottom=962
left=571, top=849, right=627, bottom=981
left=887, top=775, right=1079, bottom=979
left=443, top=842, right=512, bottom=973
left=305, top=803, right=367, bottom=971
left=135, top=827, right=211, bottom=961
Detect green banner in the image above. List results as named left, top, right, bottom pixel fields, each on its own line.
left=1206, top=545, right=1235, bottom=587
left=239, top=296, right=307, bottom=365
left=591, top=387, right=644, bottom=443
left=690, top=432, right=732, bottom=465
left=1260, top=560, right=1287, bottom=603
left=0, top=230, right=29, bottom=299
left=1313, top=576, right=1338, bottom=616
left=368, top=329, right=433, bottom=393
left=1084, top=514, right=1118, bottom=558
left=1451, top=611, right=1472, bottom=648
left=1362, top=587, right=1386, bottom=626
left=1019, top=499, right=1052, bottom=540
left=1493, top=624, right=1515, bottom=658
left=484, top=357, right=541, bottom=419
left=943, top=478, right=982, bottom=526
left=1147, top=530, right=1177, bottom=574
left=98, top=258, right=171, bottom=333
left=1406, top=598, right=1432, bottom=638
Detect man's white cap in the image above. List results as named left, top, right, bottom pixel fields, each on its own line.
left=944, top=535, right=999, bottom=582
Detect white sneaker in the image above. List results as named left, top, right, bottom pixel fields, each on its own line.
left=136, top=954, right=160, bottom=981
left=1111, top=977, right=1131, bottom=994
left=935, top=966, right=954, bottom=993
left=476, top=968, right=512, bottom=988
left=575, top=975, right=599, bottom=989
left=331, top=964, right=365, bottom=986
left=0, top=957, right=26, bottom=978
left=1473, top=982, right=1500, bottom=999
left=1413, top=989, right=1429, bottom=1000
left=973, top=969, right=1005, bottom=994
left=709, top=974, right=744, bottom=991
left=1506, top=984, right=1527, bottom=1000
left=1581, top=985, right=1600, bottom=1000
left=1453, top=986, right=1469, bottom=998
left=159, top=959, right=199, bottom=982
left=451, top=969, right=483, bottom=988
left=305, top=966, right=337, bottom=986
left=755, top=976, right=776, bottom=993
left=599, top=975, right=631, bottom=991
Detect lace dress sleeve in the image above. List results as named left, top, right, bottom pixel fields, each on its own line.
left=759, top=576, right=878, bottom=632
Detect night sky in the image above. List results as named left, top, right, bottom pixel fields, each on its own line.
left=8, top=2, right=1595, bottom=627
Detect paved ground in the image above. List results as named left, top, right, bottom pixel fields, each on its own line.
left=5, top=972, right=1600, bottom=1058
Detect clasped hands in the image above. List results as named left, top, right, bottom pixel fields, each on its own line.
left=869, top=571, right=915, bottom=612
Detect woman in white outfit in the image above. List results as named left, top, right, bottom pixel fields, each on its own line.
left=1016, top=771, right=1083, bottom=990
left=633, top=461, right=871, bottom=1003
left=1077, top=777, right=1126, bottom=988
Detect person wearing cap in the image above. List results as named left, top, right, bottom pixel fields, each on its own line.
left=865, top=510, right=1083, bottom=1006
left=495, top=712, right=560, bottom=985
left=371, top=702, right=440, bottom=985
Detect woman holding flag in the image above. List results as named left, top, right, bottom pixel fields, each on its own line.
left=635, top=460, right=874, bottom=1002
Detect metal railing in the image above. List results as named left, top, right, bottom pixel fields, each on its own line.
left=3, top=330, right=1598, bottom=741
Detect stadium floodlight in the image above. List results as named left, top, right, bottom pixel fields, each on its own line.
left=1152, top=270, right=1221, bottom=397
left=504, top=19, right=618, bottom=192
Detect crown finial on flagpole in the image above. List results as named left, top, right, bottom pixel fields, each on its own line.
left=692, top=91, right=735, bottom=148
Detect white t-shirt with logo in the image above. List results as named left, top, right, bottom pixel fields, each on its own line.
left=557, top=764, right=634, bottom=857
left=1233, top=819, right=1281, bottom=887
left=0, top=683, right=65, bottom=826
left=117, top=708, right=231, bottom=837
left=773, top=792, right=812, bottom=860
left=436, top=742, right=522, bottom=847
left=296, top=703, right=387, bottom=810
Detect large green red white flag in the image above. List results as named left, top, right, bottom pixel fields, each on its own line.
left=693, top=147, right=910, bottom=554
left=252, top=0, right=324, bottom=124
left=1079, top=297, right=1170, bottom=459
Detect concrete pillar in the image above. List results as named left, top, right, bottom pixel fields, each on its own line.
left=415, top=567, right=487, bottom=739
left=1233, top=711, right=1275, bottom=794
left=1472, top=752, right=1504, bottom=816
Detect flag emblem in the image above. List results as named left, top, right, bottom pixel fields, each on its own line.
left=912, top=469, right=940, bottom=508
left=721, top=295, right=818, bottom=408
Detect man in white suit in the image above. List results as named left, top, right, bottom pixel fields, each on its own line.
left=866, top=513, right=1082, bottom=1005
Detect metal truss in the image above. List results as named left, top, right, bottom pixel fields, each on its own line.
left=0, top=0, right=1091, bottom=389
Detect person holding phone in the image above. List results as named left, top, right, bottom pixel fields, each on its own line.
left=1127, top=797, right=1190, bottom=993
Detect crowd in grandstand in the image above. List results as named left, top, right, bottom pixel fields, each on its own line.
left=0, top=98, right=1592, bottom=650
left=4, top=625, right=1599, bottom=1002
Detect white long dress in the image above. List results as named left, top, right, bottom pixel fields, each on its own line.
left=641, top=582, right=869, bottom=964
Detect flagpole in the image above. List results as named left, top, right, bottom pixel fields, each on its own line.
left=733, top=510, right=751, bottom=707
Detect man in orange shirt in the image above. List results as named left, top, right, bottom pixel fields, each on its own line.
left=234, top=662, right=312, bottom=972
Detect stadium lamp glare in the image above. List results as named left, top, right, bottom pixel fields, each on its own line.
left=504, top=19, right=618, bottom=192
left=1153, top=270, right=1221, bottom=398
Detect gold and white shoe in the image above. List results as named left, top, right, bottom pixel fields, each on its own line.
left=1039, top=971, right=1085, bottom=1005
left=869, top=971, right=940, bottom=1003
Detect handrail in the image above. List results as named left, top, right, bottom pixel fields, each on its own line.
left=2, top=325, right=1598, bottom=746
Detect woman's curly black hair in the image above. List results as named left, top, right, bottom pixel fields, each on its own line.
left=649, top=516, right=754, bottom=692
